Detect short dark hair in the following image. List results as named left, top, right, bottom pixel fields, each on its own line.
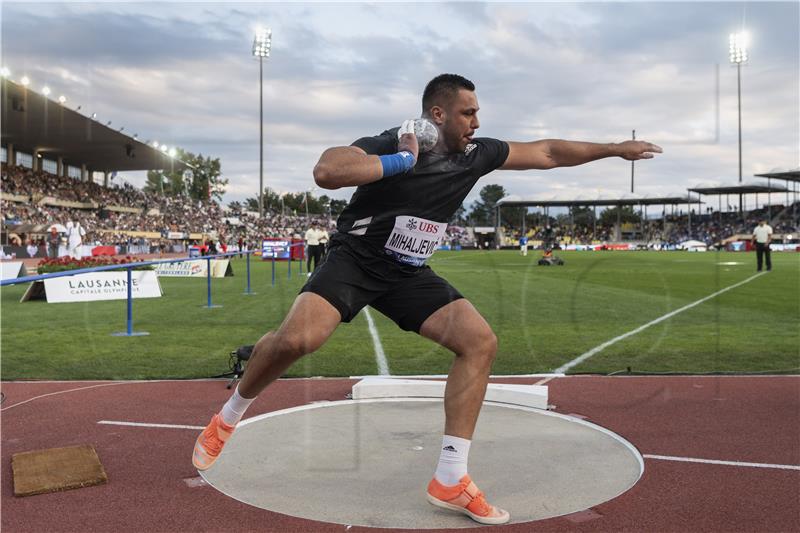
left=422, top=74, right=475, bottom=113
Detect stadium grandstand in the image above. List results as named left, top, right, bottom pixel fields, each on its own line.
left=495, top=178, right=799, bottom=251
left=0, top=77, right=337, bottom=258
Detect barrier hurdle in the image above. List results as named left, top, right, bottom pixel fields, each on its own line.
left=1, top=251, right=254, bottom=337
left=269, top=242, right=306, bottom=287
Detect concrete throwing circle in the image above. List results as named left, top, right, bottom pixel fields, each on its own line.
left=200, top=399, right=643, bottom=528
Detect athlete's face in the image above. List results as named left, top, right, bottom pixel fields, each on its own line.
left=432, top=89, right=480, bottom=154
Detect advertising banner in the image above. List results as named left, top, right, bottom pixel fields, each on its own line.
left=155, top=259, right=233, bottom=278
left=41, top=271, right=162, bottom=303
left=262, top=239, right=291, bottom=260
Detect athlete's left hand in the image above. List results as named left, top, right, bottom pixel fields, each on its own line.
left=616, top=140, right=663, bottom=161
left=397, top=119, right=420, bottom=162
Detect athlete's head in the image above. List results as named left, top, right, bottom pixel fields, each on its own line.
left=422, top=74, right=480, bottom=153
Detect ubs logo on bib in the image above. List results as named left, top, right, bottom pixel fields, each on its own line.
left=385, top=215, right=448, bottom=267
left=419, top=222, right=441, bottom=234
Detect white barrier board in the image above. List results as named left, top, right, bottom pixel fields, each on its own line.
left=0, top=261, right=26, bottom=281
left=352, top=378, right=549, bottom=410
left=43, top=271, right=162, bottom=303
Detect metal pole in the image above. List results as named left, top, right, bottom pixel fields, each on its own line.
left=737, top=62, right=743, bottom=213
left=207, top=256, right=212, bottom=307
left=298, top=244, right=304, bottom=275
left=630, top=129, right=636, bottom=193
left=111, top=267, right=148, bottom=336
left=271, top=251, right=276, bottom=286
left=244, top=251, right=254, bottom=295
left=767, top=177, right=772, bottom=223
left=126, top=267, right=133, bottom=335
left=737, top=63, right=742, bottom=182
left=259, top=56, right=264, bottom=218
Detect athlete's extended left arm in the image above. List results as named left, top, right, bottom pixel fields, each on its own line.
left=499, top=140, right=662, bottom=170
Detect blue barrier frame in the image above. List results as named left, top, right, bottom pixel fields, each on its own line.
left=268, top=242, right=306, bottom=287
left=1, top=251, right=254, bottom=337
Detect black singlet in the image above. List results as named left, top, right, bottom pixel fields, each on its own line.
left=335, top=127, right=509, bottom=267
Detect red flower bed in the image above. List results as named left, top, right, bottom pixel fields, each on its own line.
left=37, top=255, right=153, bottom=274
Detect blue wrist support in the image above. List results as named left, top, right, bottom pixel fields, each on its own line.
left=379, top=151, right=415, bottom=177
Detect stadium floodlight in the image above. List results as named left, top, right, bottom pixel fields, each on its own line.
left=1, top=67, right=10, bottom=77
left=58, top=95, right=66, bottom=104
left=729, top=31, right=749, bottom=187
left=20, top=75, right=30, bottom=86
left=168, top=147, right=177, bottom=158
left=252, top=27, right=272, bottom=218
left=729, top=32, right=748, bottom=64
left=42, top=86, right=51, bottom=96
left=91, top=112, right=97, bottom=119
left=152, top=141, right=159, bottom=148
left=252, top=28, right=271, bottom=58
left=160, top=144, right=168, bottom=152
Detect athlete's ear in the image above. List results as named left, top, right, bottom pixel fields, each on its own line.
left=429, top=105, right=446, bottom=126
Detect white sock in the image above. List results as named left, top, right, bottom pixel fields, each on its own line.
left=434, top=435, right=471, bottom=486
left=219, top=385, right=255, bottom=426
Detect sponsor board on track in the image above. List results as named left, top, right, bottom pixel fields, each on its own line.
left=0, top=261, right=27, bottom=281
left=155, top=259, right=233, bottom=278
left=22, top=271, right=163, bottom=303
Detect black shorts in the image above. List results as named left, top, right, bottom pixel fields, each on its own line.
left=300, top=234, right=463, bottom=333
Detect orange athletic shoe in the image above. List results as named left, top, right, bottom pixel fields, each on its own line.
left=192, top=413, right=235, bottom=471
left=427, top=474, right=510, bottom=525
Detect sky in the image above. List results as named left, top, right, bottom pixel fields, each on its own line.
left=1, top=1, right=798, bottom=210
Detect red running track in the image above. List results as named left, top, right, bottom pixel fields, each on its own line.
left=2, top=376, right=799, bottom=532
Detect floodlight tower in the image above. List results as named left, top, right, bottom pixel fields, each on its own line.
left=729, top=32, right=748, bottom=184
left=729, top=32, right=748, bottom=214
left=252, top=28, right=272, bottom=218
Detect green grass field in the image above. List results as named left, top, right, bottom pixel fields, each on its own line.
left=2, top=250, right=798, bottom=380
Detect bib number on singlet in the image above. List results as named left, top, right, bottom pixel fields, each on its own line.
left=383, top=216, right=447, bottom=266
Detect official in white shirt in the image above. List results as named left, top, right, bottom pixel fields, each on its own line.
left=304, top=223, right=324, bottom=274
left=751, top=219, right=773, bottom=272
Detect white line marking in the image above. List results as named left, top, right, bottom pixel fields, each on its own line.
left=554, top=272, right=767, bottom=373
left=98, top=420, right=205, bottom=430
left=1, top=382, right=140, bottom=412
left=644, top=454, right=800, bottom=471
left=363, top=307, right=390, bottom=376
left=350, top=373, right=565, bottom=379
left=534, top=376, right=558, bottom=386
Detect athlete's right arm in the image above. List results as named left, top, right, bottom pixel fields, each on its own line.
left=313, top=146, right=384, bottom=190
left=314, top=123, right=420, bottom=190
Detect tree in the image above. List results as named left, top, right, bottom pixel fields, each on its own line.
left=599, top=206, right=641, bottom=226
left=450, top=203, right=467, bottom=225
left=468, top=184, right=506, bottom=226
left=143, top=148, right=227, bottom=202
left=467, top=184, right=526, bottom=229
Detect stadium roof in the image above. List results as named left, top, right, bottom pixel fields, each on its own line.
left=688, top=180, right=789, bottom=195
left=753, top=167, right=800, bottom=183
left=496, top=192, right=701, bottom=207
left=1, top=78, right=190, bottom=172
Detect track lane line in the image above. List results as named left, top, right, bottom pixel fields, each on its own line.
left=98, top=420, right=205, bottom=430
left=644, top=454, right=800, bottom=471
left=1, top=382, right=139, bottom=412
left=555, top=271, right=768, bottom=373
left=363, top=307, right=390, bottom=376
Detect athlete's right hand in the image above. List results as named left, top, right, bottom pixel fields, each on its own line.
left=398, top=119, right=419, bottom=163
